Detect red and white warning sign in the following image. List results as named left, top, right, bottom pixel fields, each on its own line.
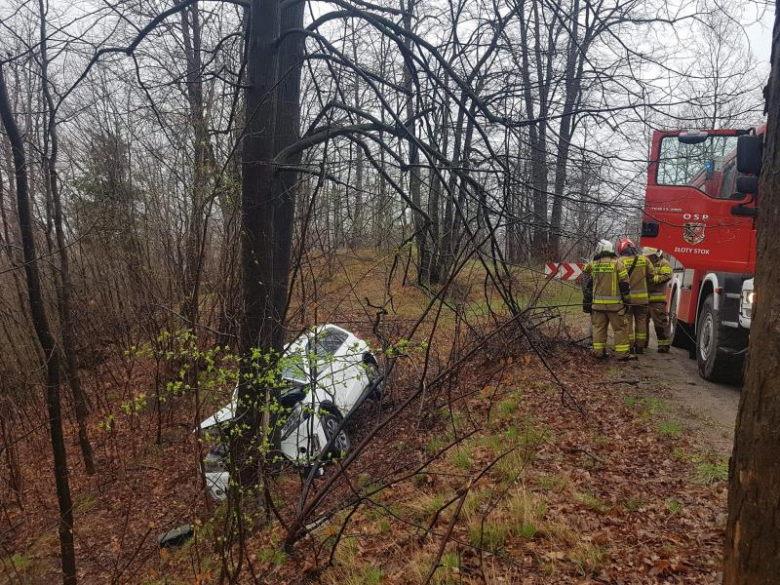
left=545, top=262, right=584, bottom=281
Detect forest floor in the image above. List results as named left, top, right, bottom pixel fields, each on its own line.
left=0, top=252, right=735, bottom=584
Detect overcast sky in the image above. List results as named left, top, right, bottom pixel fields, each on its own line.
left=745, top=1, right=774, bottom=67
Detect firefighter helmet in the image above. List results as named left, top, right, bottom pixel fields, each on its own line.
left=617, top=238, right=637, bottom=255
left=594, top=239, right=614, bottom=256
left=643, top=246, right=663, bottom=258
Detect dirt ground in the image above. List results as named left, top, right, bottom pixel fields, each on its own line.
left=576, top=304, right=741, bottom=459
left=625, top=344, right=740, bottom=457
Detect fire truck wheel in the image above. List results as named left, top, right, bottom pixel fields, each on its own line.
left=696, top=295, right=743, bottom=383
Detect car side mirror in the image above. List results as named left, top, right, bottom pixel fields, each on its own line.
left=735, top=176, right=759, bottom=196
left=737, top=135, right=763, bottom=175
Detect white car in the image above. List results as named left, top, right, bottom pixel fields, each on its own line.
left=739, top=278, right=754, bottom=329
left=198, top=325, right=384, bottom=500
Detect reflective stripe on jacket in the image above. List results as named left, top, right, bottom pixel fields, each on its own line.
left=648, top=257, right=672, bottom=303
left=583, top=254, right=628, bottom=311
left=621, top=254, right=652, bottom=305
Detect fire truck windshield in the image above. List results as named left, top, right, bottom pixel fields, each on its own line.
left=657, top=135, right=739, bottom=199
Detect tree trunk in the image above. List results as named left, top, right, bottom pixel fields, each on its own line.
left=354, top=147, right=364, bottom=247
left=352, top=69, right=364, bottom=248
left=440, top=90, right=477, bottom=277
left=548, top=0, right=581, bottom=259
left=723, top=6, right=780, bottom=582
left=451, top=100, right=477, bottom=260
left=237, top=0, right=282, bottom=492
left=427, top=104, right=447, bottom=284
left=440, top=91, right=465, bottom=274
left=180, top=0, right=209, bottom=329
left=0, top=64, right=78, bottom=585
left=375, top=134, right=389, bottom=249
left=274, top=0, right=304, bottom=323
left=519, top=0, right=550, bottom=256
left=39, top=0, right=95, bottom=475
left=428, top=167, right=442, bottom=284
left=237, top=0, right=301, bottom=489
left=402, top=0, right=430, bottom=285
left=332, top=183, right=343, bottom=248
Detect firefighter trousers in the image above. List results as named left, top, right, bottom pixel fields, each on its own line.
left=649, top=301, right=671, bottom=350
left=626, top=304, right=649, bottom=349
left=591, top=309, right=630, bottom=357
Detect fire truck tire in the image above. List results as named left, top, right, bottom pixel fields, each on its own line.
left=696, top=295, right=743, bottom=383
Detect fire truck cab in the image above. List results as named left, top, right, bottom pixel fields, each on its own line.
left=640, top=128, right=762, bottom=382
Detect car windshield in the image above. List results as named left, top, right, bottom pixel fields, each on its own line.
left=657, top=134, right=739, bottom=198
left=280, top=328, right=349, bottom=384
left=280, top=353, right=308, bottom=384
left=312, top=329, right=348, bottom=358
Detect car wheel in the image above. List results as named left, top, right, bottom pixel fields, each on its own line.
left=367, top=366, right=384, bottom=400
left=370, top=379, right=385, bottom=401
left=320, top=410, right=350, bottom=458
left=362, top=353, right=384, bottom=400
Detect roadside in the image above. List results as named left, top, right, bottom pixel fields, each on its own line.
left=565, top=305, right=740, bottom=458
left=613, top=345, right=740, bottom=457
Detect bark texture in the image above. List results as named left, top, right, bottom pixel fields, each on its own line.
left=723, top=5, right=780, bottom=582
left=236, top=0, right=302, bottom=488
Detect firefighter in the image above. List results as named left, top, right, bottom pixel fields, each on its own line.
left=644, top=247, right=673, bottom=353
left=617, top=238, right=652, bottom=354
left=582, top=239, right=635, bottom=360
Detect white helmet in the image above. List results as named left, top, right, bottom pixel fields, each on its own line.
left=643, top=246, right=662, bottom=258
left=594, top=239, right=614, bottom=255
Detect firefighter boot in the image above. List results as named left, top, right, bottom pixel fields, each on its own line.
left=656, top=326, right=670, bottom=353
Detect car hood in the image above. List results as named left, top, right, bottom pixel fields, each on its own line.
left=199, top=400, right=236, bottom=432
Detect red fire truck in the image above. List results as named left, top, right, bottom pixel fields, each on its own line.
left=640, top=127, right=763, bottom=382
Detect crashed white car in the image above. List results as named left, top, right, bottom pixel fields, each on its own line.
left=199, top=325, right=383, bottom=499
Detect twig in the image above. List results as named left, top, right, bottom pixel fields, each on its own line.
left=593, top=379, right=641, bottom=386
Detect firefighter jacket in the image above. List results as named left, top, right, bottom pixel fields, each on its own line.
left=620, top=254, right=653, bottom=305
left=583, top=252, right=629, bottom=312
left=648, top=257, right=672, bottom=303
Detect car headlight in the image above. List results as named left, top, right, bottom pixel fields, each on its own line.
left=747, top=291, right=755, bottom=305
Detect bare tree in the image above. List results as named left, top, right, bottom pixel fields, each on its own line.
left=38, top=0, right=96, bottom=475
left=0, top=64, right=77, bottom=585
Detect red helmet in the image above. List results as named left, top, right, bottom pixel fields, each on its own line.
left=617, top=238, right=636, bottom=255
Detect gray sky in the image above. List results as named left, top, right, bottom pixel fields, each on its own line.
left=745, top=2, right=774, bottom=67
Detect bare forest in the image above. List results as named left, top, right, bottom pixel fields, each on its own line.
left=0, top=0, right=773, bottom=582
